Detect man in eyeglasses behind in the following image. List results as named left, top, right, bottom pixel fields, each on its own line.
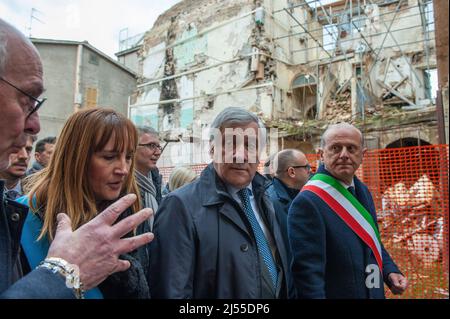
left=266, top=149, right=310, bottom=269
left=135, top=126, right=163, bottom=230
left=0, top=18, right=153, bottom=299
left=0, top=135, right=36, bottom=200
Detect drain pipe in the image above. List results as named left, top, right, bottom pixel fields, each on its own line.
left=73, top=43, right=83, bottom=112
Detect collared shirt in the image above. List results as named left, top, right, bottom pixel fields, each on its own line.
left=273, top=177, right=300, bottom=200
left=323, top=165, right=355, bottom=189
left=4, top=180, right=23, bottom=200
left=226, top=183, right=277, bottom=257
left=338, top=178, right=355, bottom=190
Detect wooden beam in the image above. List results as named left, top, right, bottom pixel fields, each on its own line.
left=382, top=75, right=409, bottom=99
left=382, top=57, right=391, bottom=83
left=377, top=79, right=416, bottom=107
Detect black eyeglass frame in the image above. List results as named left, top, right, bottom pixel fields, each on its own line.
left=138, top=142, right=163, bottom=151
left=289, top=164, right=311, bottom=171
left=0, top=76, right=46, bottom=118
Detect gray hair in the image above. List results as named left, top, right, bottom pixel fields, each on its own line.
left=274, top=149, right=305, bottom=176
left=0, top=29, right=8, bottom=76
left=320, top=123, right=364, bottom=148
left=136, top=126, right=159, bottom=137
left=209, top=107, right=266, bottom=149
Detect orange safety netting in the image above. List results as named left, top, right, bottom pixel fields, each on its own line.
left=159, top=145, right=449, bottom=299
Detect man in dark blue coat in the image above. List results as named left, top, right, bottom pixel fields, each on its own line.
left=266, top=149, right=310, bottom=263
left=149, top=107, right=291, bottom=299
left=288, top=123, right=408, bottom=299
left=0, top=18, right=153, bottom=298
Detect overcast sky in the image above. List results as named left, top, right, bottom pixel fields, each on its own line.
left=0, top=0, right=181, bottom=59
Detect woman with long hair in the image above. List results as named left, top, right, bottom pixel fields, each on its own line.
left=168, top=166, right=197, bottom=192
left=19, top=108, right=150, bottom=299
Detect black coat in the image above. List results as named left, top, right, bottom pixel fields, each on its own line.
left=0, top=180, right=74, bottom=298
left=17, top=196, right=150, bottom=299
left=151, top=168, right=163, bottom=205
left=149, top=164, right=291, bottom=299
left=266, top=177, right=299, bottom=264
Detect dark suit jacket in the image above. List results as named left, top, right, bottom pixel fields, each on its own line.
left=0, top=180, right=74, bottom=299
left=287, top=166, right=401, bottom=299
left=266, top=178, right=299, bottom=264
left=149, top=164, right=291, bottom=299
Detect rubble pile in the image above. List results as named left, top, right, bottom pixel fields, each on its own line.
left=325, top=89, right=352, bottom=123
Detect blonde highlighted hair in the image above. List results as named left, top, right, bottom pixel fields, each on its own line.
left=168, top=166, right=197, bottom=192
left=29, top=108, right=141, bottom=240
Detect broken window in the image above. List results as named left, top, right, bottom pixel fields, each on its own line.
left=355, top=66, right=365, bottom=115
left=323, top=24, right=338, bottom=52
left=89, top=52, right=99, bottom=66
left=424, top=0, right=435, bottom=32
left=423, top=68, right=438, bottom=102
left=321, top=11, right=366, bottom=54
left=292, top=74, right=317, bottom=120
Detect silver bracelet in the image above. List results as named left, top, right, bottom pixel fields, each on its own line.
left=37, top=257, right=85, bottom=299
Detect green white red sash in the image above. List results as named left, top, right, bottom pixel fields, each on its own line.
left=302, top=173, right=383, bottom=272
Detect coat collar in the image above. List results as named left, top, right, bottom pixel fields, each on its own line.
left=271, top=178, right=299, bottom=202
left=317, top=164, right=357, bottom=185
left=32, top=161, right=44, bottom=171
left=316, top=164, right=371, bottom=210
left=198, top=164, right=271, bottom=239
left=200, top=163, right=270, bottom=206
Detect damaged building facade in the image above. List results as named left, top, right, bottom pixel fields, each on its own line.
left=126, top=0, right=439, bottom=166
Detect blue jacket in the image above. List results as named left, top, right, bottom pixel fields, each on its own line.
left=287, top=166, right=401, bottom=299
left=0, top=180, right=74, bottom=298
left=266, top=178, right=299, bottom=264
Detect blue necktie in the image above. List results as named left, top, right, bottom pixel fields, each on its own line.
left=237, top=188, right=278, bottom=289
left=348, top=186, right=356, bottom=197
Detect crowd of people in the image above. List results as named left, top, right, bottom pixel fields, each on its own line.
left=0, top=18, right=408, bottom=299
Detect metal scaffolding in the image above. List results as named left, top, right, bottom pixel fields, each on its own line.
left=270, top=0, right=436, bottom=121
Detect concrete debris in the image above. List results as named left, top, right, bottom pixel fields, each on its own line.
left=325, top=89, right=352, bottom=123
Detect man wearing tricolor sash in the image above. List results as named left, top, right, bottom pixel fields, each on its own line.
left=288, top=123, right=408, bottom=299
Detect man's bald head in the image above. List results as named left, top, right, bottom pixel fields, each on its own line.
left=0, top=18, right=42, bottom=170
left=273, top=149, right=306, bottom=176
left=318, top=123, right=366, bottom=185
left=0, top=19, right=41, bottom=77
left=0, top=21, right=12, bottom=77
left=320, top=123, right=364, bottom=149
left=273, top=149, right=310, bottom=190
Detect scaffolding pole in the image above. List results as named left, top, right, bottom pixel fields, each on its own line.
left=272, top=0, right=433, bottom=90
left=286, top=38, right=434, bottom=67
left=283, top=7, right=333, bottom=59
left=273, top=6, right=431, bottom=47
left=316, top=0, right=356, bottom=104
left=290, top=25, right=432, bottom=55
left=364, top=0, right=424, bottom=87
left=273, top=0, right=315, bottom=14
left=418, top=0, right=433, bottom=82
left=274, top=6, right=432, bottom=42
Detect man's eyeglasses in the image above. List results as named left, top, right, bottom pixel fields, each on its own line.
left=138, top=142, right=163, bottom=152
left=290, top=164, right=311, bottom=171
left=0, top=76, right=46, bottom=118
